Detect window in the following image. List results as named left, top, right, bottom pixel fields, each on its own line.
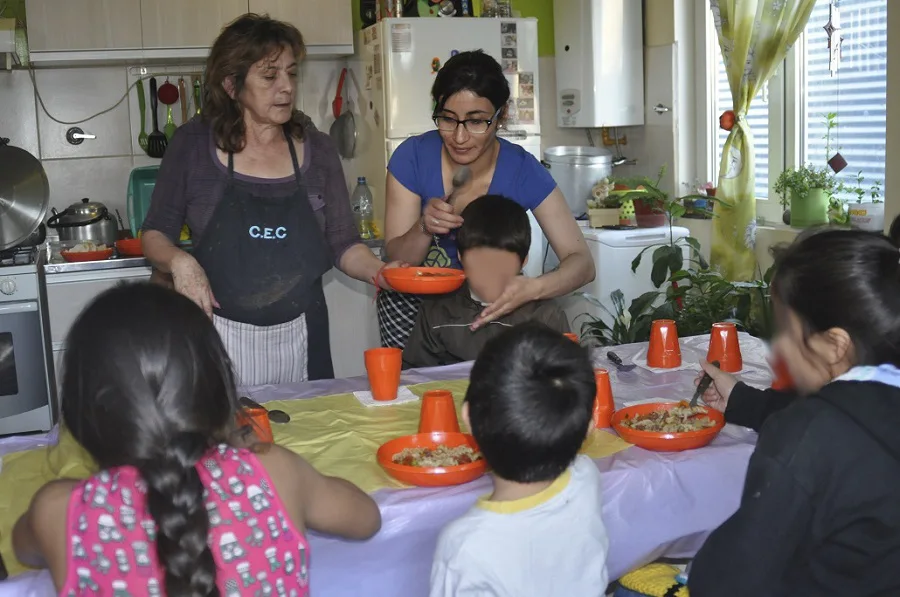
left=704, top=0, right=887, bottom=214
left=803, top=0, right=887, bottom=200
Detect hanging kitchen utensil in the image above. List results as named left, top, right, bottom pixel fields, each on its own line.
left=136, top=79, right=149, bottom=153
left=0, top=138, right=51, bottom=251
left=192, top=76, right=202, bottom=116
left=329, top=68, right=357, bottom=159
left=158, top=78, right=179, bottom=141
left=146, top=78, right=167, bottom=158
left=178, top=77, right=188, bottom=124
left=46, top=198, right=119, bottom=245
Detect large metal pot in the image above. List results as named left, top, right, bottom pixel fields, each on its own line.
left=46, top=198, right=118, bottom=245
left=542, top=146, right=613, bottom=217
left=0, top=139, right=50, bottom=251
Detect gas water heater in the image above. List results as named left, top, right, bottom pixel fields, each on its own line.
left=553, top=0, right=645, bottom=128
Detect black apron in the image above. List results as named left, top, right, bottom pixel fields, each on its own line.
left=193, top=126, right=335, bottom=379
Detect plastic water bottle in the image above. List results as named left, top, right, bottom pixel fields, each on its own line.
left=351, top=177, right=375, bottom=240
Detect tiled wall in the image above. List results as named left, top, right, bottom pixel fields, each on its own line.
left=0, top=59, right=353, bottom=228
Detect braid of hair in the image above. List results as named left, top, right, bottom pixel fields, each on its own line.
left=140, top=432, right=221, bottom=597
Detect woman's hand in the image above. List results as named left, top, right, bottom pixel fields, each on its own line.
left=376, top=260, right=407, bottom=291
left=170, top=253, right=220, bottom=317
left=421, top=198, right=463, bottom=236
left=471, top=276, right=543, bottom=330
left=695, top=359, right=739, bottom=411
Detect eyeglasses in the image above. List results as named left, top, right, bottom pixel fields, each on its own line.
left=433, top=108, right=501, bottom=135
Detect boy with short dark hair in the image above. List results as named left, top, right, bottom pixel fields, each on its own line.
left=429, top=322, right=609, bottom=596
left=402, top=195, right=570, bottom=368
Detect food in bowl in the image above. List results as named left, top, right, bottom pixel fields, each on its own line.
left=415, top=271, right=456, bottom=278
left=68, top=241, right=109, bottom=253
left=392, top=444, right=482, bottom=467
left=618, top=404, right=717, bottom=433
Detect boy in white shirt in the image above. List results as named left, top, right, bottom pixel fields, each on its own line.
left=430, top=322, right=610, bottom=597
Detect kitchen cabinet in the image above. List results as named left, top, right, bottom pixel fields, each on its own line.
left=24, top=0, right=142, bottom=52
left=248, top=0, right=353, bottom=47
left=140, top=0, right=247, bottom=48
left=45, top=266, right=152, bottom=393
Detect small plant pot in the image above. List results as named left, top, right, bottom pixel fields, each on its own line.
left=634, top=198, right=667, bottom=228
left=789, top=187, right=829, bottom=228
left=588, top=208, right=620, bottom=228
left=848, top=202, right=885, bottom=232
left=683, top=199, right=713, bottom=219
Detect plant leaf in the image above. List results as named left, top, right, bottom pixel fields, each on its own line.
left=651, top=255, right=670, bottom=288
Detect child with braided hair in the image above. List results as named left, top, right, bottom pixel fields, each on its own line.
left=13, top=283, right=380, bottom=596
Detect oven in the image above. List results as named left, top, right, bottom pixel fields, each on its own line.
left=0, top=257, right=56, bottom=436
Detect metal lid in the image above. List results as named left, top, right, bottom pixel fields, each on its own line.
left=58, top=198, right=109, bottom=223
left=543, top=145, right=613, bottom=166
left=0, top=140, right=50, bottom=251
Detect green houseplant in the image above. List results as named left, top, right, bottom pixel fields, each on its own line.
left=775, top=165, right=835, bottom=228
left=843, top=172, right=884, bottom=231
left=776, top=113, right=849, bottom=228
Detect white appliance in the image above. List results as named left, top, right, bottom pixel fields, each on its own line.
left=554, top=224, right=690, bottom=333
left=0, top=247, right=56, bottom=435
left=553, top=0, right=645, bottom=128
left=352, top=18, right=546, bottom=277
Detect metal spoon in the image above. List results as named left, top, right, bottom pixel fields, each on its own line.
left=607, top=351, right=636, bottom=372
left=239, top=396, right=291, bottom=424
left=689, top=360, right=720, bottom=408
left=433, top=166, right=472, bottom=245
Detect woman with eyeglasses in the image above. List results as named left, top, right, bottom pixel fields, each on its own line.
left=377, top=50, right=595, bottom=349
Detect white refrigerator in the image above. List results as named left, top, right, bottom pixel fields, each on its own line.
left=351, top=17, right=547, bottom=277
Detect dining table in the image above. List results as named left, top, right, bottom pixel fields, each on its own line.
left=0, top=333, right=771, bottom=597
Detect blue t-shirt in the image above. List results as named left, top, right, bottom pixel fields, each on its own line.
left=388, top=130, right=556, bottom=269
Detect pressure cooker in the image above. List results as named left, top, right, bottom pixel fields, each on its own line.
left=46, top=198, right=119, bottom=245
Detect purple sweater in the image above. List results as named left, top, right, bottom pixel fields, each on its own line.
left=141, top=115, right=360, bottom=266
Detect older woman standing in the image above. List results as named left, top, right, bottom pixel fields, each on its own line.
left=378, top=50, right=595, bottom=348
left=142, top=14, right=394, bottom=384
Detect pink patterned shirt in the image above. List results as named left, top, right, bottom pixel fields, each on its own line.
left=60, top=444, right=310, bottom=597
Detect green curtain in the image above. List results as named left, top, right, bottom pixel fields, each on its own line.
left=710, top=0, right=815, bottom=279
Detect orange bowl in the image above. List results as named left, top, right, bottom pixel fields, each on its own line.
left=382, top=267, right=465, bottom=295
left=60, top=248, right=114, bottom=263
left=611, top=402, right=725, bottom=452
left=376, top=432, right=487, bottom=487
left=115, top=238, right=143, bottom=257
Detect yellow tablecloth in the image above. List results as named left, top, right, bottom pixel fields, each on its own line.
left=0, top=379, right=632, bottom=576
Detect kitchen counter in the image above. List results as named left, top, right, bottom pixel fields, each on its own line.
left=43, top=238, right=384, bottom=275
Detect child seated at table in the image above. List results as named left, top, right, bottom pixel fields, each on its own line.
left=12, top=283, right=380, bottom=596
left=687, top=228, right=900, bottom=596
left=430, top=322, right=608, bottom=597
left=403, top=195, right=570, bottom=368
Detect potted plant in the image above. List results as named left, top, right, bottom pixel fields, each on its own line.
left=774, top=165, right=834, bottom=228
left=610, top=167, right=669, bottom=228
left=586, top=178, right=620, bottom=228
left=683, top=181, right=716, bottom=219
left=844, top=172, right=884, bottom=231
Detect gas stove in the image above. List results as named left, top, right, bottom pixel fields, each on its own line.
left=0, top=244, right=55, bottom=435
left=0, top=245, right=40, bottom=274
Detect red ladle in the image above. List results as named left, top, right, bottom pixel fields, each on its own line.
left=332, top=68, right=347, bottom=119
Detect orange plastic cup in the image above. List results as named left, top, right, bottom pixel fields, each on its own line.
left=563, top=332, right=579, bottom=343
left=647, top=319, right=682, bottom=368
left=237, top=407, right=273, bottom=444
left=769, top=354, right=794, bottom=390
left=592, top=368, right=615, bottom=428
left=364, top=347, right=402, bottom=401
left=707, top=322, right=743, bottom=373
left=418, top=390, right=461, bottom=433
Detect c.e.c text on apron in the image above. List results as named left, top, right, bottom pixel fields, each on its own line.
left=193, top=126, right=334, bottom=384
